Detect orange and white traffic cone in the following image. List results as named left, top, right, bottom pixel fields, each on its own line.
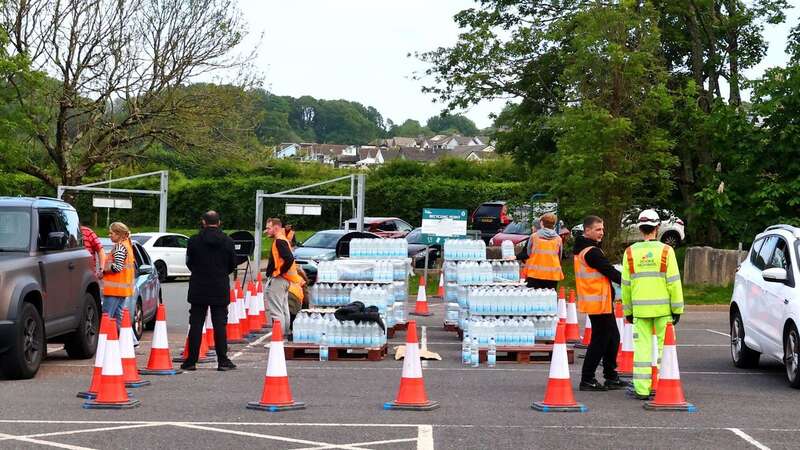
left=436, top=273, right=444, bottom=298
left=644, top=323, right=696, bottom=412
left=247, top=282, right=261, bottom=333
left=409, top=285, right=432, bottom=317
left=174, top=324, right=214, bottom=364
left=139, top=304, right=183, bottom=375
left=574, top=315, right=592, bottom=350
left=247, top=320, right=306, bottom=412
left=384, top=320, right=439, bottom=411
left=617, top=318, right=634, bottom=378
left=257, top=273, right=269, bottom=330
left=532, top=321, right=587, bottom=412
left=237, top=284, right=250, bottom=338
left=557, top=287, right=567, bottom=323
left=120, top=309, right=150, bottom=388
left=651, top=325, right=659, bottom=394
left=83, top=323, right=140, bottom=409
left=78, top=313, right=111, bottom=399
left=227, top=288, right=246, bottom=344
left=565, top=289, right=580, bottom=343
left=614, top=301, right=624, bottom=357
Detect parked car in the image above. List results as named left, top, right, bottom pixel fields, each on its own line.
left=405, top=228, right=441, bottom=268
left=342, top=217, right=413, bottom=238
left=571, top=208, right=685, bottom=247
left=730, top=224, right=800, bottom=387
left=0, top=197, right=101, bottom=379
left=471, top=201, right=511, bottom=243
left=99, top=238, right=160, bottom=340
left=489, top=220, right=571, bottom=260
left=292, top=230, right=380, bottom=284
left=131, top=232, right=191, bottom=282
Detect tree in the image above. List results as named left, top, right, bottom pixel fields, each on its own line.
left=1, top=0, right=253, bottom=190
left=426, top=113, right=479, bottom=136
left=389, top=119, right=430, bottom=137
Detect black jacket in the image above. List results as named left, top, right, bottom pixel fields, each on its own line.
left=186, top=227, right=237, bottom=305
left=265, top=238, right=294, bottom=277
left=572, top=235, right=622, bottom=292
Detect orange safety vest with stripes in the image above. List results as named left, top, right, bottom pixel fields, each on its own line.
left=574, top=246, right=613, bottom=314
left=103, top=239, right=135, bottom=297
left=272, top=233, right=303, bottom=283
left=523, top=234, right=564, bottom=281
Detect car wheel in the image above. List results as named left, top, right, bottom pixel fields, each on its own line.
left=133, top=299, right=144, bottom=341
left=730, top=309, right=760, bottom=368
left=154, top=260, right=167, bottom=283
left=784, top=324, right=800, bottom=388
left=64, top=292, right=100, bottom=359
left=661, top=231, right=681, bottom=248
left=1, top=302, right=45, bottom=379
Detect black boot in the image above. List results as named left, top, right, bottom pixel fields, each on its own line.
left=579, top=379, right=608, bottom=391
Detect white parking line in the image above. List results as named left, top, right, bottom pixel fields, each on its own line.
left=0, top=424, right=163, bottom=441
left=417, top=425, right=434, bottom=450
left=727, top=428, right=771, bottom=450
left=0, top=431, right=95, bottom=450
left=706, top=329, right=731, bottom=337
left=230, top=332, right=272, bottom=360
left=172, top=422, right=374, bottom=449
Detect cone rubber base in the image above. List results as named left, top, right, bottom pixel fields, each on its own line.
left=409, top=312, right=433, bottom=317
left=83, top=399, right=140, bottom=410
left=383, top=400, right=440, bottom=411
left=246, top=401, right=306, bottom=412
left=139, top=368, right=183, bottom=375
left=531, top=401, right=587, bottom=412
left=125, top=379, right=151, bottom=388
left=644, top=401, right=696, bottom=412
left=76, top=391, right=96, bottom=400
left=172, top=355, right=215, bottom=363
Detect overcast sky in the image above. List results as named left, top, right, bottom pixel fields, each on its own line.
left=237, top=0, right=799, bottom=129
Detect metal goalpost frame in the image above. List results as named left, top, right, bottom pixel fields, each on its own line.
left=56, top=170, right=169, bottom=232
left=254, top=173, right=365, bottom=272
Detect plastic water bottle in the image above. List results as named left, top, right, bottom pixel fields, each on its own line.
left=488, top=336, right=496, bottom=367
left=501, top=240, right=514, bottom=260
left=319, top=332, right=329, bottom=361
left=462, top=332, right=471, bottom=364
left=471, top=336, right=479, bottom=367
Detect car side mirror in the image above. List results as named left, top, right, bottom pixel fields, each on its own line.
left=44, top=232, right=67, bottom=251
left=138, top=264, right=154, bottom=275
left=762, top=267, right=788, bottom=283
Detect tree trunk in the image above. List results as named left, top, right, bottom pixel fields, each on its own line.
left=726, top=0, right=741, bottom=106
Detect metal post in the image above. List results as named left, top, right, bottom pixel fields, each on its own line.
left=423, top=244, right=430, bottom=289
left=158, top=171, right=168, bottom=233
left=355, top=174, right=365, bottom=232
left=254, top=190, right=264, bottom=274
left=57, top=186, right=64, bottom=200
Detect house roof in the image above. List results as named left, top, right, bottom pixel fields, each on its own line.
left=389, top=137, right=417, bottom=148
left=401, top=148, right=441, bottom=162
left=450, top=144, right=490, bottom=155
left=380, top=149, right=402, bottom=161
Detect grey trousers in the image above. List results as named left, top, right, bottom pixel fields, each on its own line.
left=267, top=276, right=291, bottom=335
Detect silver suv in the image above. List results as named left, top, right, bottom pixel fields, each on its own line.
left=0, top=197, right=101, bottom=379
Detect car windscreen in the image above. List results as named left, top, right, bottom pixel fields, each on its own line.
left=131, top=235, right=151, bottom=245
left=301, top=232, right=342, bottom=249
left=502, top=222, right=531, bottom=235
left=475, top=205, right=501, bottom=217
left=0, top=210, right=31, bottom=251
left=405, top=229, right=422, bottom=243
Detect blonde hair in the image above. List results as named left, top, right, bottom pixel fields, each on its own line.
left=109, top=222, right=131, bottom=239
left=540, top=213, right=557, bottom=230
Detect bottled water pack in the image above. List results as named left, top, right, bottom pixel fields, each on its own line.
left=350, top=238, right=408, bottom=259
left=293, top=311, right=386, bottom=347
left=466, top=287, right=557, bottom=315
left=443, top=239, right=486, bottom=261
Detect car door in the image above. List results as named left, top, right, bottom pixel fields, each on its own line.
left=760, top=237, right=795, bottom=357
left=736, top=237, right=766, bottom=351
left=173, top=235, right=190, bottom=275
left=36, top=209, right=75, bottom=333
left=155, top=235, right=180, bottom=275
left=132, top=242, right=157, bottom=317
left=60, top=208, right=89, bottom=320
left=749, top=236, right=779, bottom=349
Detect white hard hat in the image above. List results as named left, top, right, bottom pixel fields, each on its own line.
left=637, top=209, right=661, bottom=227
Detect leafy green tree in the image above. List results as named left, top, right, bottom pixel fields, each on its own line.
left=426, top=113, right=479, bottom=136
left=389, top=119, right=431, bottom=138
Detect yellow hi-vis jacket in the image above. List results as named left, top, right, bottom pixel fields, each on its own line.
left=621, top=240, right=684, bottom=318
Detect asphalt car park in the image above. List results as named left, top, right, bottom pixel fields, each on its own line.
left=1, top=281, right=798, bottom=449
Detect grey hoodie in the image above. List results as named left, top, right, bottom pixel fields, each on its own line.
left=526, top=228, right=561, bottom=259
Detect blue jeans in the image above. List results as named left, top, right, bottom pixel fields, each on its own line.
left=102, top=296, right=138, bottom=345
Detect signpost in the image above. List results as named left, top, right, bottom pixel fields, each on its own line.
left=285, top=203, right=322, bottom=216
left=420, top=208, right=468, bottom=287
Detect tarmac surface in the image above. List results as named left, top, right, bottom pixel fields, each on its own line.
left=1, top=280, right=798, bottom=449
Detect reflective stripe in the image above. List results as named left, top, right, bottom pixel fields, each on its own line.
left=621, top=279, right=631, bottom=286
left=632, top=298, right=671, bottom=306
left=532, top=249, right=560, bottom=256
left=576, top=271, right=604, bottom=279
left=666, top=274, right=681, bottom=283
left=578, top=294, right=604, bottom=302
left=103, top=281, right=131, bottom=288
left=671, top=302, right=684, bottom=309
left=632, top=373, right=651, bottom=379
left=634, top=361, right=651, bottom=368
left=630, top=271, right=666, bottom=279
left=524, top=265, right=562, bottom=272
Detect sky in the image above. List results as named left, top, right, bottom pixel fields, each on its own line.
left=237, top=0, right=800, bottom=130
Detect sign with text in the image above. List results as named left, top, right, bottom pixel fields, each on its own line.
left=285, top=203, right=322, bottom=216
left=92, top=197, right=132, bottom=209
left=421, top=208, right=467, bottom=245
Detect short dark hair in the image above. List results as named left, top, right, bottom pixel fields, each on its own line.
left=583, top=215, right=603, bottom=229
left=267, top=217, right=283, bottom=227
left=202, top=210, right=220, bottom=225
left=639, top=224, right=657, bottom=234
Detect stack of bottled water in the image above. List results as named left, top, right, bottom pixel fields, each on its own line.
left=465, top=316, right=556, bottom=347
left=310, top=283, right=397, bottom=311
left=316, top=261, right=339, bottom=283
left=492, top=261, right=520, bottom=282
left=454, top=261, right=520, bottom=284
left=467, top=287, right=557, bottom=315
left=310, top=283, right=352, bottom=307
left=443, top=239, right=486, bottom=261
left=372, top=260, right=395, bottom=282
left=349, top=284, right=393, bottom=311
left=501, top=240, right=515, bottom=259
left=293, top=312, right=387, bottom=347
left=350, top=239, right=408, bottom=259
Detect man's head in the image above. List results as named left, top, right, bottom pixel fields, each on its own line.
left=540, top=213, right=557, bottom=230
left=637, top=209, right=660, bottom=237
left=202, top=210, right=221, bottom=228
left=582, top=215, right=604, bottom=242
left=264, top=217, right=283, bottom=237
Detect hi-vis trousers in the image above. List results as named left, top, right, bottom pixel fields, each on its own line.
left=633, top=316, right=670, bottom=396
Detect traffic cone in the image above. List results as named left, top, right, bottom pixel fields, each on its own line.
left=384, top=320, right=439, bottom=411
left=574, top=315, right=592, bottom=349
left=409, top=285, right=432, bottom=317
left=83, top=324, right=140, bottom=409
left=174, top=324, right=214, bottom=364
left=247, top=320, right=306, bottom=412
left=565, top=289, right=580, bottom=343
left=617, top=319, right=634, bottom=378
left=205, top=308, right=216, bottom=350
left=227, top=288, right=246, bottom=344
left=77, top=313, right=111, bottom=399
left=237, top=284, right=249, bottom=337
left=119, top=309, right=150, bottom=388
left=234, top=278, right=242, bottom=298
left=436, top=273, right=444, bottom=298
left=557, top=287, right=567, bottom=323
left=139, top=304, right=183, bottom=375
left=247, top=282, right=261, bottom=333
left=644, top=323, right=696, bottom=412
left=257, top=273, right=269, bottom=330
left=532, top=321, right=587, bottom=413
left=614, top=301, right=624, bottom=360
left=651, top=325, right=659, bottom=394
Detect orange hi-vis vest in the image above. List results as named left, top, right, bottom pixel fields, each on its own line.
left=286, top=230, right=295, bottom=246
left=271, top=233, right=302, bottom=283
left=288, top=282, right=304, bottom=301
left=574, top=246, right=613, bottom=314
left=523, top=234, right=564, bottom=281
left=103, top=239, right=135, bottom=297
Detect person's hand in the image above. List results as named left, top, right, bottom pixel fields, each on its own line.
left=672, top=314, right=680, bottom=325
left=625, top=315, right=633, bottom=324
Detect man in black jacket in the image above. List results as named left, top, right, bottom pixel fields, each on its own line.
left=182, top=211, right=237, bottom=371
left=574, top=216, right=625, bottom=391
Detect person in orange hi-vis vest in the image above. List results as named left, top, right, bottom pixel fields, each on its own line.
left=285, top=224, right=298, bottom=249
left=523, top=213, right=564, bottom=290
left=573, top=215, right=626, bottom=392
left=264, top=218, right=302, bottom=336
left=103, top=222, right=135, bottom=333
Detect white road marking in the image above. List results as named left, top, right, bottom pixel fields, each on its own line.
left=230, top=332, right=272, bottom=360
left=172, top=422, right=371, bottom=449
left=0, top=431, right=96, bottom=450
left=727, top=428, right=771, bottom=450
left=0, top=424, right=163, bottom=441
left=295, top=438, right=418, bottom=450
left=417, top=425, right=434, bottom=450
left=706, top=329, right=731, bottom=337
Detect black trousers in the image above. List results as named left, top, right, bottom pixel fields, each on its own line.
left=526, top=278, right=558, bottom=290
left=581, top=313, right=620, bottom=382
left=186, top=303, right=229, bottom=366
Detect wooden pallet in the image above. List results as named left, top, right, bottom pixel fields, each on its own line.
left=283, top=343, right=388, bottom=361
left=477, top=344, right=573, bottom=364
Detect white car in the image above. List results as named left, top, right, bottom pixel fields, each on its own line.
left=730, top=224, right=800, bottom=387
left=571, top=208, right=685, bottom=247
left=131, top=232, right=191, bottom=282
